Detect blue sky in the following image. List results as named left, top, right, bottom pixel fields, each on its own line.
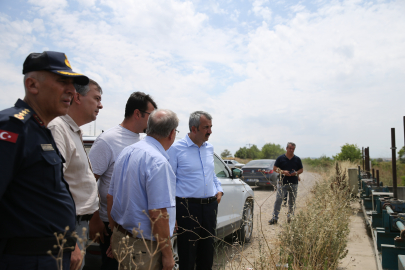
left=1, top=0, right=405, bottom=158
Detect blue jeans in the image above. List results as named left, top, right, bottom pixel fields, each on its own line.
left=272, top=183, right=298, bottom=220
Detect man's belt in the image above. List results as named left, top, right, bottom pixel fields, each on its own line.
left=176, top=196, right=217, bottom=204
left=76, top=214, right=93, bottom=222
left=3, top=236, right=77, bottom=255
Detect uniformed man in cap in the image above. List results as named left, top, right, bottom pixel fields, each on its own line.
left=0, top=51, right=89, bottom=270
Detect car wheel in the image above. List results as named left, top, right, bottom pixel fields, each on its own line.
left=171, top=236, right=179, bottom=270
left=235, top=199, right=253, bottom=243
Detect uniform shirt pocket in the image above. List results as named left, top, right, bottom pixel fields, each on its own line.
left=41, top=151, right=63, bottom=190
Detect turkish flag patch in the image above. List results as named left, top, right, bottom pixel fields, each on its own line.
left=0, top=129, right=19, bottom=143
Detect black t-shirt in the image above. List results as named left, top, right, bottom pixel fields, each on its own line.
left=274, top=154, right=303, bottom=185
left=0, top=99, right=76, bottom=245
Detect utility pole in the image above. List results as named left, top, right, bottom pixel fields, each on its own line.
left=246, top=144, right=253, bottom=148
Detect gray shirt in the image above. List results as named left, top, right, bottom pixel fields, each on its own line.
left=89, top=125, right=143, bottom=222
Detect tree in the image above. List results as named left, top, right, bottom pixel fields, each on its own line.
left=246, top=145, right=262, bottom=159
left=333, top=143, right=362, bottom=162
left=261, top=143, right=286, bottom=159
left=235, top=147, right=247, bottom=159
left=399, top=146, right=405, bottom=164
left=221, top=149, right=232, bottom=158
left=235, top=145, right=262, bottom=159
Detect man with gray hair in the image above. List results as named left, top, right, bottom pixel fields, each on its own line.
left=269, top=142, right=303, bottom=225
left=48, top=79, right=104, bottom=269
left=168, top=110, right=223, bottom=270
left=108, top=109, right=178, bottom=270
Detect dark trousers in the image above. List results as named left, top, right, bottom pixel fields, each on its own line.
left=0, top=252, right=71, bottom=270
left=100, top=221, right=118, bottom=270
left=176, top=198, right=218, bottom=270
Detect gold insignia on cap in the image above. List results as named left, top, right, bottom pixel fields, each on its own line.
left=57, top=71, right=83, bottom=76
left=64, top=54, right=72, bottom=69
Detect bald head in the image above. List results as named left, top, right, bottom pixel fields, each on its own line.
left=146, top=109, right=179, bottom=139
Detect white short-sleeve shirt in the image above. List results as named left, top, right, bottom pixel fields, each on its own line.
left=89, top=125, right=143, bottom=222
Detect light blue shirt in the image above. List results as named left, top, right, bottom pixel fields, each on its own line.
left=168, top=134, right=223, bottom=198
left=108, top=136, right=176, bottom=240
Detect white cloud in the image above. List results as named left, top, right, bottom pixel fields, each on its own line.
left=1, top=0, right=405, bottom=158
left=252, top=0, right=272, bottom=22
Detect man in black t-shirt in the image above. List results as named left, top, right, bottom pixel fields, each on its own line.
left=269, top=142, right=303, bottom=225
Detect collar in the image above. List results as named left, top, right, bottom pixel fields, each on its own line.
left=144, top=136, right=169, bottom=160
left=15, top=99, right=32, bottom=110
left=60, top=114, right=81, bottom=133
left=185, top=134, right=207, bottom=148
left=284, top=154, right=295, bottom=160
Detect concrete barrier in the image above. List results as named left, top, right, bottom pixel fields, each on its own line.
left=348, top=168, right=359, bottom=195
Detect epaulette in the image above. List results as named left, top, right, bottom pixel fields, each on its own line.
left=6, top=107, right=33, bottom=124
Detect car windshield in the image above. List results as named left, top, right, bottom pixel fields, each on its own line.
left=245, top=160, right=274, bottom=167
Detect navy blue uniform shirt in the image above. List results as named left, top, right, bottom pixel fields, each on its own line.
left=0, top=99, right=76, bottom=253
left=274, top=154, right=303, bottom=185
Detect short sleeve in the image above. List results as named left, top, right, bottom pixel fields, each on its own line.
left=297, top=157, right=303, bottom=170
left=274, top=156, right=282, bottom=168
left=146, top=161, right=176, bottom=210
left=89, top=138, right=113, bottom=176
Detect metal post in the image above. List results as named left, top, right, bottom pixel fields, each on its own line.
left=362, top=147, right=365, bottom=171
left=377, top=170, right=380, bottom=186
left=365, top=147, right=370, bottom=178
left=391, top=128, right=397, bottom=199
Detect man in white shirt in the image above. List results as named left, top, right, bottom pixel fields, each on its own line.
left=48, top=79, right=103, bottom=270
left=88, top=92, right=157, bottom=269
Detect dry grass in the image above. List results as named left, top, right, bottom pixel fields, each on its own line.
left=49, top=226, right=99, bottom=270
left=213, top=161, right=353, bottom=270
left=276, top=162, right=352, bottom=270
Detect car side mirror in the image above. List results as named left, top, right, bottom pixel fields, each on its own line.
left=232, top=168, right=242, bottom=179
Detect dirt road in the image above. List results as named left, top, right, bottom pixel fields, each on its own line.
left=213, top=171, right=320, bottom=269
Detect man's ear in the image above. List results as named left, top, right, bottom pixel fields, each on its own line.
left=191, top=126, right=197, bottom=134
left=168, top=129, right=175, bottom=141
left=132, top=109, right=141, bottom=120
left=25, top=77, right=39, bottom=95
left=72, top=92, right=81, bottom=105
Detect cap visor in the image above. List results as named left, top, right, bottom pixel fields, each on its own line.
left=53, top=70, right=89, bottom=85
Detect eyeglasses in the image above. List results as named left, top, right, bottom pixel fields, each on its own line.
left=175, top=129, right=180, bottom=134
left=139, top=110, right=151, bottom=115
